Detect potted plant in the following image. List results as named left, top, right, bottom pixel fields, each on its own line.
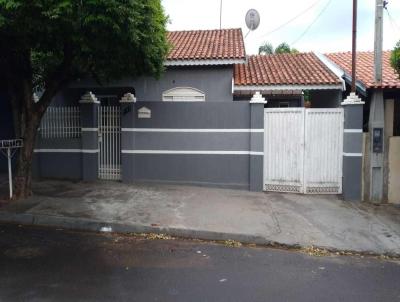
left=303, top=90, right=311, bottom=108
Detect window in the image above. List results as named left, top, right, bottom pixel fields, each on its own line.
left=162, top=87, right=205, bottom=102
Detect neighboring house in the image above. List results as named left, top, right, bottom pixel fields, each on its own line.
left=323, top=51, right=400, bottom=204
left=233, top=53, right=343, bottom=108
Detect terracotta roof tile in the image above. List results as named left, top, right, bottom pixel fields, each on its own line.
left=167, top=28, right=245, bottom=61
left=234, top=53, right=342, bottom=87
left=326, top=51, right=400, bottom=89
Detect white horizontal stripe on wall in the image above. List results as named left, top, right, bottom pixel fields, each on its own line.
left=34, top=149, right=99, bottom=153
left=82, top=128, right=99, bottom=132
left=122, top=128, right=264, bottom=133
left=122, top=150, right=263, bottom=155
left=343, top=152, right=362, bottom=157
left=344, top=129, right=363, bottom=133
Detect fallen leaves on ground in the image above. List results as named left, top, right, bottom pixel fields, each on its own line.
left=223, top=239, right=242, bottom=248
left=138, top=233, right=174, bottom=240
left=301, top=246, right=330, bottom=257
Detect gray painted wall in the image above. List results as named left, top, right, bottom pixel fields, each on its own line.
left=33, top=138, right=83, bottom=180
left=130, top=154, right=250, bottom=189
left=122, top=101, right=254, bottom=189
left=342, top=103, right=364, bottom=201
left=132, top=101, right=250, bottom=128
left=35, top=152, right=82, bottom=179
left=33, top=99, right=261, bottom=190
left=69, top=66, right=234, bottom=103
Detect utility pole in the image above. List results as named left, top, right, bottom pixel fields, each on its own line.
left=351, top=0, right=357, bottom=92
left=374, top=0, right=384, bottom=83
left=369, top=0, right=385, bottom=203
left=219, top=0, right=223, bottom=29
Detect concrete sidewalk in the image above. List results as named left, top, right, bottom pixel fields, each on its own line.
left=0, top=180, right=400, bottom=255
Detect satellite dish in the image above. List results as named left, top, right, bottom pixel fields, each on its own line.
left=245, top=9, right=260, bottom=31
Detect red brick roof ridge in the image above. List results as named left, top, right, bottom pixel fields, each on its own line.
left=166, top=28, right=245, bottom=62
left=233, top=52, right=341, bottom=87
left=325, top=50, right=400, bottom=89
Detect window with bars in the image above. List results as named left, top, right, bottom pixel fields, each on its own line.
left=40, top=106, right=81, bottom=138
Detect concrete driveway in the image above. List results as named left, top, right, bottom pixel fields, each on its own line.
left=1, top=180, right=400, bottom=255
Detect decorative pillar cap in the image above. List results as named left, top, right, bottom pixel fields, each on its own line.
left=341, top=92, right=365, bottom=105
left=119, top=92, right=136, bottom=103
left=79, top=91, right=99, bottom=104
left=250, top=91, right=267, bottom=104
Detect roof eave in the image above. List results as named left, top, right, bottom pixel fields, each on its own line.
left=165, top=58, right=246, bottom=66
left=341, top=73, right=368, bottom=96
left=322, top=53, right=368, bottom=96
left=314, top=52, right=347, bottom=91
left=233, top=84, right=343, bottom=93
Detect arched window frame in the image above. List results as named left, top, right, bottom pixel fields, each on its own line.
left=162, top=87, right=205, bottom=102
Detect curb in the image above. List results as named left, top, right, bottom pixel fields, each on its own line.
left=0, top=211, right=399, bottom=258
left=0, top=211, right=271, bottom=244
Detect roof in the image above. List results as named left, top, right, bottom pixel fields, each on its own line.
left=325, top=51, right=400, bottom=89
left=234, top=53, right=342, bottom=89
left=166, top=28, right=246, bottom=65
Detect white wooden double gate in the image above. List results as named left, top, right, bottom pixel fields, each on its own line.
left=264, top=108, right=344, bottom=194
left=98, top=106, right=121, bottom=180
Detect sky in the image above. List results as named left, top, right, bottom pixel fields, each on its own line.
left=162, top=0, right=400, bottom=54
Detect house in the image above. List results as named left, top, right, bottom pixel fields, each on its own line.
left=323, top=51, right=400, bottom=204
left=33, top=29, right=261, bottom=190
left=2, top=28, right=362, bottom=200
left=233, top=53, right=343, bottom=108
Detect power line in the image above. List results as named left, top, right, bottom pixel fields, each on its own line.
left=385, top=7, right=400, bottom=36
left=257, top=0, right=324, bottom=39
left=291, top=0, right=333, bottom=46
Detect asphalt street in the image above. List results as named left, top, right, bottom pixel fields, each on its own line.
left=0, top=223, right=399, bottom=302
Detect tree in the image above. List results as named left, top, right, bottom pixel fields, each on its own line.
left=391, top=40, right=400, bottom=78
left=0, top=0, right=169, bottom=199
left=258, top=42, right=274, bottom=55
left=258, top=41, right=299, bottom=55
left=274, top=42, right=291, bottom=54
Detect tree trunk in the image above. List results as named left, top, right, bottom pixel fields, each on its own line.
left=12, top=87, right=41, bottom=200
left=13, top=119, right=40, bottom=199
left=4, top=47, right=72, bottom=200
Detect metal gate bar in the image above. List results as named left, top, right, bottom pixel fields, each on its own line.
left=99, top=106, right=121, bottom=180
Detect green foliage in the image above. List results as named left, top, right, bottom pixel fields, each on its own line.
left=275, top=42, right=292, bottom=54
left=303, top=90, right=310, bottom=102
left=258, top=41, right=299, bottom=55
left=391, top=40, right=400, bottom=78
left=0, top=0, right=170, bottom=89
left=258, top=42, right=274, bottom=55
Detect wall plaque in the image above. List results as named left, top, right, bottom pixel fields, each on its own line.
left=138, top=107, right=151, bottom=119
